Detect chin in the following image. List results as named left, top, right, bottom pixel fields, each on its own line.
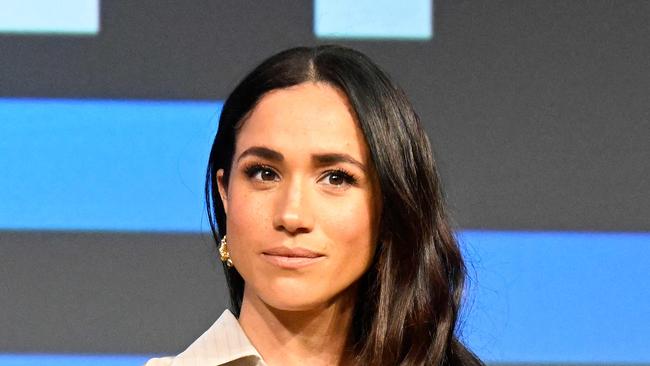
left=269, top=294, right=327, bottom=312
left=259, top=282, right=358, bottom=315
left=256, top=281, right=334, bottom=312
left=264, top=299, right=325, bottom=312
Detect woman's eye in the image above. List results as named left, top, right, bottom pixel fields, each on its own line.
left=245, top=165, right=278, bottom=182
left=327, top=173, right=345, bottom=186
left=322, top=170, right=357, bottom=187
left=258, top=170, right=277, bottom=181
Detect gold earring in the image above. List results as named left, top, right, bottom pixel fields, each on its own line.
left=219, top=235, right=233, bottom=267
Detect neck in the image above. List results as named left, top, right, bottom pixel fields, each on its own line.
left=238, top=286, right=357, bottom=366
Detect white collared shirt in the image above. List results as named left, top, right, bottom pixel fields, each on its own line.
left=144, top=310, right=266, bottom=366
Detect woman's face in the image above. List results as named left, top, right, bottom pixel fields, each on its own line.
left=217, top=82, right=381, bottom=311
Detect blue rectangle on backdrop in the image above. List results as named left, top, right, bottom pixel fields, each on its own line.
left=0, top=98, right=221, bottom=232
left=459, top=230, right=650, bottom=364
left=0, top=354, right=151, bottom=366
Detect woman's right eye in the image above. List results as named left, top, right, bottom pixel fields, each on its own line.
left=244, top=164, right=279, bottom=182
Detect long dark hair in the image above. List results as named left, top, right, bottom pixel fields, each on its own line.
left=205, top=45, right=483, bottom=366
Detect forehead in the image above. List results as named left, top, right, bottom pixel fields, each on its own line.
left=235, top=82, right=369, bottom=161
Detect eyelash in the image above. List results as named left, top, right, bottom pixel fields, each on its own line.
left=243, top=163, right=358, bottom=186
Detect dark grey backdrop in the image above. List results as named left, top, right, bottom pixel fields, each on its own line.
left=1, top=0, right=648, bottom=361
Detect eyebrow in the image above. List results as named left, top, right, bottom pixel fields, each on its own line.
left=236, top=146, right=367, bottom=173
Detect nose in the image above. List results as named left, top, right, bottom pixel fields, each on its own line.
left=272, top=176, right=314, bottom=235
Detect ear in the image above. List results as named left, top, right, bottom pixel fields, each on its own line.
left=216, top=169, right=229, bottom=213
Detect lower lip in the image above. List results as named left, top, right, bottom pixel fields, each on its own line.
left=261, top=254, right=325, bottom=269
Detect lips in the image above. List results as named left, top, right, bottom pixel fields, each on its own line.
left=263, top=246, right=323, bottom=258
left=261, top=246, right=325, bottom=269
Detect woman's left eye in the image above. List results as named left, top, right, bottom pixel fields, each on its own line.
left=321, top=170, right=357, bottom=187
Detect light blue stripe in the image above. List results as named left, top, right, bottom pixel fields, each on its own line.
left=0, top=0, right=100, bottom=35
left=314, top=0, right=433, bottom=40
left=459, top=230, right=650, bottom=364
left=0, top=354, right=153, bottom=366
left=0, top=98, right=222, bottom=232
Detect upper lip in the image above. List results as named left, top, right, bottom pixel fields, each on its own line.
left=262, top=246, right=324, bottom=258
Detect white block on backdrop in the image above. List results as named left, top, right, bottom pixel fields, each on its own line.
left=314, top=0, right=432, bottom=40
left=0, top=0, right=99, bottom=35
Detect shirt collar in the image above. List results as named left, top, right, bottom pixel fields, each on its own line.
left=170, top=309, right=265, bottom=366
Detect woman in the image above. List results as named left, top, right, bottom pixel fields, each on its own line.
left=147, top=45, right=483, bottom=366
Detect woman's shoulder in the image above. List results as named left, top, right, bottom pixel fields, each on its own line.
left=142, top=309, right=265, bottom=366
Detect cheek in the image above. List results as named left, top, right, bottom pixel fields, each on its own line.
left=225, top=188, right=271, bottom=255
left=227, top=191, right=256, bottom=230
left=321, top=192, right=377, bottom=258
